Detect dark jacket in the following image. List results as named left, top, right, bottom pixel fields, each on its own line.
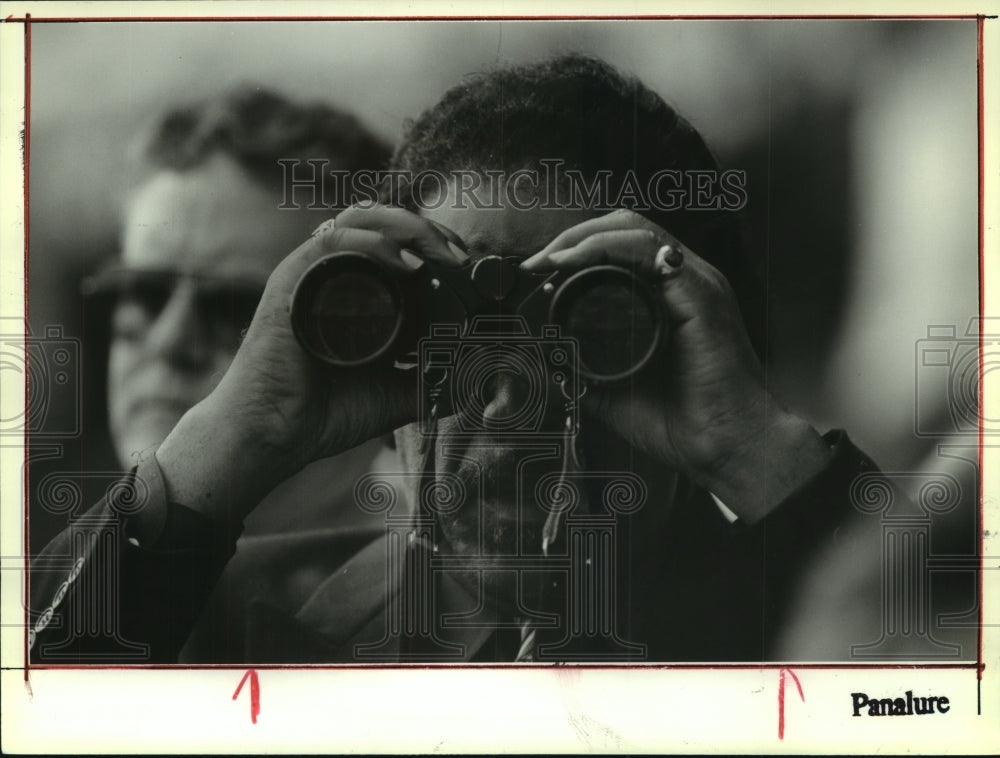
left=28, top=431, right=876, bottom=664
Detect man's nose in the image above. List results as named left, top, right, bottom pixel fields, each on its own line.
left=142, top=283, right=213, bottom=370
left=481, top=370, right=533, bottom=427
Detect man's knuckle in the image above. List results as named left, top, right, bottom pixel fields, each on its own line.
left=335, top=206, right=358, bottom=224
left=372, top=230, right=396, bottom=251
left=711, top=271, right=736, bottom=298
left=317, top=227, right=346, bottom=250
left=579, top=238, right=610, bottom=261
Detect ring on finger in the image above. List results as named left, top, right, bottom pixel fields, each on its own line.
left=654, top=243, right=684, bottom=278
left=311, top=218, right=337, bottom=238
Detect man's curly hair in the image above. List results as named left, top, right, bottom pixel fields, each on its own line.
left=390, top=54, right=763, bottom=352
left=142, top=86, right=391, bottom=203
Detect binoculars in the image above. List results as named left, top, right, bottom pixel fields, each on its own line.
left=290, top=252, right=664, bottom=383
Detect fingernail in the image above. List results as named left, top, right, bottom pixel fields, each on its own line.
left=447, top=241, right=469, bottom=262
left=400, top=249, right=424, bottom=269
left=520, top=253, right=544, bottom=270
left=523, top=255, right=556, bottom=271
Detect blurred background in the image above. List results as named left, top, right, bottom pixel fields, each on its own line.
left=21, top=19, right=981, bottom=658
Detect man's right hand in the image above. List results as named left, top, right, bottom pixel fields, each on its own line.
left=155, top=204, right=467, bottom=524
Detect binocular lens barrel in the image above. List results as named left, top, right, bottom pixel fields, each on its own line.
left=551, top=267, right=661, bottom=382
left=290, top=254, right=404, bottom=367
left=291, top=253, right=663, bottom=381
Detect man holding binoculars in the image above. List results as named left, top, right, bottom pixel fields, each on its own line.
left=31, top=54, right=881, bottom=663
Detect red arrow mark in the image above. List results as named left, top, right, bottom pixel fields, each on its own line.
left=233, top=668, right=261, bottom=724
left=777, top=668, right=804, bottom=740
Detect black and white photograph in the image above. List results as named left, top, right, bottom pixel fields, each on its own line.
left=1, top=2, right=997, bottom=753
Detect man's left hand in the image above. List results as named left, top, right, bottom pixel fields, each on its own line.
left=522, top=209, right=833, bottom=523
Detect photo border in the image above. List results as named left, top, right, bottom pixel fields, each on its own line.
left=1, top=1, right=996, bottom=753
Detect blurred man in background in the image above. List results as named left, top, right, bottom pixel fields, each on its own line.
left=85, top=87, right=394, bottom=536
left=35, top=88, right=398, bottom=661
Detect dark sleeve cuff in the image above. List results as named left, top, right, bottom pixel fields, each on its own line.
left=123, top=450, right=243, bottom=552
left=746, top=428, right=879, bottom=543
left=31, top=454, right=244, bottom=664
left=736, top=429, right=883, bottom=647
left=121, top=451, right=169, bottom=546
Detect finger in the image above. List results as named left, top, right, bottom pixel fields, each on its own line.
left=523, top=229, right=663, bottom=274
left=523, top=209, right=664, bottom=267
left=267, top=228, right=405, bottom=301
left=336, top=204, right=469, bottom=266
left=425, top=218, right=470, bottom=254
left=655, top=246, right=738, bottom=327
left=529, top=228, right=721, bottom=288
left=522, top=227, right=733, bottom=328
left=314, top=225, right=418, bottom=275
left=264, top=233, right=337, bottom=296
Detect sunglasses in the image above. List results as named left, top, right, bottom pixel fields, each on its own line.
left=82, top=266, right=266, bottom=346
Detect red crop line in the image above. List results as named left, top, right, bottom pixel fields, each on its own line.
left=777, top=668, right=805, bottom=740
left=976, top=14, right=985, bottom=680
left=232, top=669, right=260, bottom=724
left=10, top=6, right=991, bottom=673
left=0, top=14, right=987, bottom=23
left=21, top=11, right=31, bottom=683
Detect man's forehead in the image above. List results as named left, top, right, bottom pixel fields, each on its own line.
left=120, top=156, right=310, bottom=280
left=423, top=180, right=595, bottom=258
